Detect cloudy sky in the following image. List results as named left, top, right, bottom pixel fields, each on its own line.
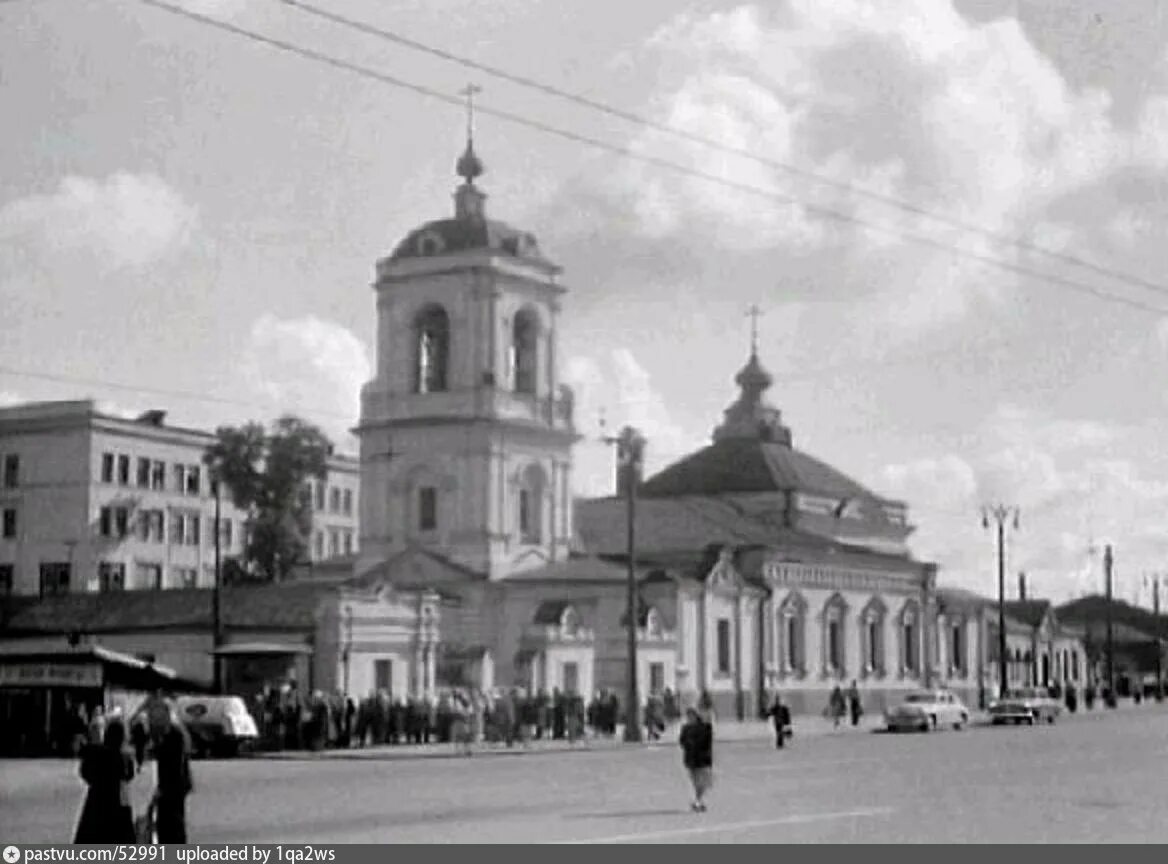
left=5, top=0, right=1168, bottom=603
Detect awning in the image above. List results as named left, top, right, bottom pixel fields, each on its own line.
left=211, top=642, right=314, bottom=657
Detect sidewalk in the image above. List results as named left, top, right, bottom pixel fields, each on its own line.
left=247, top=713, right=899, bottom=762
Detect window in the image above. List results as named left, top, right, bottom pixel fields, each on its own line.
left=39, top=562, right=70, bottom=597
left=866, top=619, right=881, bottom=672
left=100, top=507, right=113, bottom=538
left=329, top=529, right=339, bottom=558
left=828, top=620, right=842, bottom=672
left=786, top=616, right=801, bottom=671
left=413, top=304, right=450, bottom=394
left=136, top=457, right=151, bottom=489
left=98, top=562, right=125, bottom=592
left=135, top=561, right=162, bottom=591
left=101, top=453, right=115, bottom=483
left=173, top=464, right=186, bottom=493
left=649, top=662, right=665, bottom=695
left=1071, top=651, right=1080, bottom=682
left=3, top=454, right=19, bottom=488
left=2, top=508, right=15, bottom=539
left=330, top=487, right=341, bottom=513
left=169, top=512, right=184, bottom=545
left=903, top=622, right=917, bottom=673
left=716, top=618, right=732, bottom=675
left=518, top=465, right=545, bottom=544
left=561, top=661, right=579, bottom=695
left=778, top=592, right=806, bottom=675
left=418, top=486, right=437, bottom=532
left=823, top=594, right=847, bottom=677
left=860, top=598, right=885, bottom=676
left=150, top=511, right=165, bottom=543
left=510, top=308, right=539, bottom=394
left=951, top=622, right=965, bottom=674
left=0, top=564, right=12, bottom=596
left=117, top=455, right=130, bottom=486
left=185, top=465, right=200, bottom=496
left=343, top=530, right=353, bottom=556
left=221, top=518, right=233, bottom=550
left=138, top=511, right=152, bottom=542
left=374, top=659, right=393, bottom=694
left=518, top=489, right=533, bottom=540
left=115, top=508, right=129, bottom=538
left=314, top=531, right=324, bottom=560
left=185, top=514, right=200, bottom=546
left=151, top=460, right=166, bottom=491
left=342, top=489, right=353, bottom=516
left=315, top=482, right=325, bottom=511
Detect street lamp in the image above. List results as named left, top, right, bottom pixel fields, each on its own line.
left=1104, top=545, right=1116, bottom=708
left=606, top=425, right=646, bottom=743
left=982, top=505, right=1019, bottom=700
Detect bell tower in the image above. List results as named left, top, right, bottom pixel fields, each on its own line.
left=356, top=107, right=578, bottom=579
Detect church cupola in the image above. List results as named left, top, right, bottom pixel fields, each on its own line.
left=712, top=309, right=792, bottom=446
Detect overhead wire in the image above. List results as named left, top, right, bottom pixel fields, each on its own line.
left=135, top=0, right=1168, bottom=317
left=283, top=0, right=1168, bottom=302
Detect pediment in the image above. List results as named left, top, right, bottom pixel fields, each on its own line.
left=703, top=549, right=746, bottom=593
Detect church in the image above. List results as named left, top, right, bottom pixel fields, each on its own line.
left=338, top=129, right=948, bottom=720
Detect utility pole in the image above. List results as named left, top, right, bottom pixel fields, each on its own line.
left=342, top=605, right=354, bottom=697
left=982, top=505, right=1019, bottom=700
left=605, top=425, right=645, bottom=743
left=1104, top=544, right=1116, bottom=708
left=212, top=479, right=224, bottom=694
left=1145, top=574, right=1163, bottom=702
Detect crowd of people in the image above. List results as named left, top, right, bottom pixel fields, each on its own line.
left=247, top=683, right=684, bottom=752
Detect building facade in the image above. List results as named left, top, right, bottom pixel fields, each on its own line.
left=0, top=400, right=359, bottom=597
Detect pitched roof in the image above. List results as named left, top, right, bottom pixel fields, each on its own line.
left=3, top=582, right=330, bottom=635
left=1002, top=600, right=1053, bottom=629
left=639, top=438, right=897, bottom=504
left=575, top=496, right=832, bottom=558
left=348, top=547, right=486, bottom=590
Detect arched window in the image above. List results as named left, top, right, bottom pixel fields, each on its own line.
left=510, top=308, right=539, bottom=394
left=517, top=464, right=546, bottom=544
left=413, top=304, right=450, bottom=394
left=860, top=596, right=886, bottom=678
left=560, top=606, right=579, bottom=637
left=898, top=601, right=919, bottom=677
left=950, top=619, right=966, bottom=676
left=822, top=594, right=848, bottom=679
left=777, top=592, right=807, bottom=678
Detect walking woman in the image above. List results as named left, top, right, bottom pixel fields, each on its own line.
left=679, top=708, right=714, bottom=813
left=75, top=718, right=137, bottom=843
left=827, top=686, right=846, bottom=729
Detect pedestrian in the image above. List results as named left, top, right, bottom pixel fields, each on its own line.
left=766, top=693, right=791, bottom=749
left=151, top=704, right=193, bottom=844
left=74, top=718, right=137, bottom=843
left=679, top=708, right=714, bottom=813
left=847, top=680, right=863, bottom=727
left=828, top=686, right=845, bottom=729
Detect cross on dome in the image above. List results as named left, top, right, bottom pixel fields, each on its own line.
left=455, top=83, right=484, bottom=184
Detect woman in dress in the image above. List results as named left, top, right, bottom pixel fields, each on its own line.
left=74, top=718, right=137, bottom=844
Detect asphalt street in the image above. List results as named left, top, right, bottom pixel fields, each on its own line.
left=4, top=705, right=1167, bottom=844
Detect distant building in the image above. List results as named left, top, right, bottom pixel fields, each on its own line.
left=0, top=399, right=359, bottom=597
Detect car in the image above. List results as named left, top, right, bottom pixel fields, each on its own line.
left=884, top=689, right=970, bottom=733
left=174, top=695, right=259, bottom=757
left=988, top=687, right=1062, bottom=726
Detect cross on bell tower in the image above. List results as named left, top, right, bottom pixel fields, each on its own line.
left=454, top=83, right=486, bottom=220
left=746, top=304, right=763, bottom=357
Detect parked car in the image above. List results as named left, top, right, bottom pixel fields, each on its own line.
left=885, top=689, right=969, bottom=732
left=988, top=688, right=1062, bottom=726
left=174, top=695, right=259, bottom=757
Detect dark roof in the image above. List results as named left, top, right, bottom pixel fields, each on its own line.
left=639, top=438, right=896, bottom=504
left=3, top=582, right=329, bottom=636
left=1057, top=595, right=1166, bottom=640
left=532, top=601, right=572, bottom=625
left=575, top=496, right=825, bottom=557
left=935, top=586, right=991, bottom=614
left=348, top=548, right=486, bottom=590
left=390, top=217, right=552, bottom=266
left=1002, top=600, right=1052, bottom=629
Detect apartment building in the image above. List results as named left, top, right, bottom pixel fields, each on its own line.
left=0, top=400, right=359, bottom=597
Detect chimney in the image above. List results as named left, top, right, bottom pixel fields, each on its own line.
left=1018, top=571, right=1027, bottom=601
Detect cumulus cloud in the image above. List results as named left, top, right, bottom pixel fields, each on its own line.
left=557, top=0, right=1168, bottom=336
left=564, top=348, right=704, bottom=496
left=882, top=404, right=1168, bottom=602
left=0, top=173, right=196, bottom=271
left=243, top=314, right=371, bottom=449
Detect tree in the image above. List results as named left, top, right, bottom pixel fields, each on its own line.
left=203, top=416, right=332, bottom=582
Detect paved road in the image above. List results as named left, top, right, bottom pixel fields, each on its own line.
left=4, top=705, right=1167, bottom=844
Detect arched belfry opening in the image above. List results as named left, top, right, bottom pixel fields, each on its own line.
left=511, top=307, right=539, bottom=394
left=413, top=304, right=450, bottom=394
